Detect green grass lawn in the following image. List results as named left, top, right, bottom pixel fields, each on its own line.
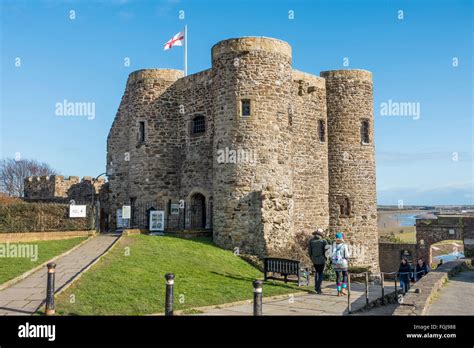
left=379, top=226, right=416, bottom=244
left=0, top=237, right=87, bottom=284
left=55, top=235, right=311, bottom=315
left=396, top=231, right=416, bottom=243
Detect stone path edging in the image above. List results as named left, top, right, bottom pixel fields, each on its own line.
left=0, top=234, right=120, bottom=316
left=393, top=259, right=472, bottom=316
left=0, top=235, right=96, bottom=292
left=0, top=230, right=95, bottom=243
left=38, top=233, right=123, bottom=313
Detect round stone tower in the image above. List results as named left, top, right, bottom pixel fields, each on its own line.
left=320, top=70, right=379, bottom=272
left=107, top=69, right=183, bottom=228
left=124, top=69, right=183, bottom=201
left=211, top=37, right=294, bottom=256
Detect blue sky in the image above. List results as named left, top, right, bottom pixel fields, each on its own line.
left=0, top=0, right=472, bottom=205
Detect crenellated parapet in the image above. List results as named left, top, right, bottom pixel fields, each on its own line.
left=24, top=175, right=106, bottom=202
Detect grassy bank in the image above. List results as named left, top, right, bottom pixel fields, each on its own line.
left=0, top=237, right=87, bottom=284
left=55, top=235, right=311, bottom=315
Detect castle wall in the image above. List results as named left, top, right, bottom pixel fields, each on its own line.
left=322, top=70, right=379, bottom=271
left=126, top=69, right=183, bottom=202
left=24, top=176, right=56, bottom=200
left=211, top=37, right=294, bottom=256
left=107, top=69, right=183, bottom=229
left=106, top=74, right=132, bottom=211
left=67, top=176, right=105, bottom=202
left=173, top=70, right=214, bottom=229
left=290, top=71, right=329, bottom=241
left=24, top=175, right=103, bottom=203
left=378, top=242, right=417, bottom=274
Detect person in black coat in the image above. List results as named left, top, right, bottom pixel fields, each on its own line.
left=414, top=258, right=430, bottom=281
left=398, top=258, right=412, bottom=293
left=308, top=229, right=328, bottom=294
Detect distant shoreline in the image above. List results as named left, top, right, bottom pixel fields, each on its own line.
left=377, top=209, right=427, bottom=231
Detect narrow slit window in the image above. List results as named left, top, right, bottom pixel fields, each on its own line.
left=318, top=119, right=326, bottom=142
left=361, top=120, right=370, bottom=144
left=339, top=198, right=351, bottom=217
left=139, top=121, right=145, bottom=142
left=241, top=99, right=251, bottom=117
left=192, top=115, right=206, bottom=134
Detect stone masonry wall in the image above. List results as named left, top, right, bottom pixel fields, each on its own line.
left=291, top=70, right=329, bottom=245
left=322, top=70, right=379, bottom=272
left=378, top=242, right=417, bottom=274
left=211, top=37, right=294, bottom=257
left=24, top=175, right=105, bottom=203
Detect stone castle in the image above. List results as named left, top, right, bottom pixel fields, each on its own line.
left=106, top=37, right=378, bottom=270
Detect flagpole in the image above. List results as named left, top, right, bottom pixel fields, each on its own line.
left=184, top=25, right=188, bottom=76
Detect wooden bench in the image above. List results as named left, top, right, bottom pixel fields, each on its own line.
left=263, top=258, right=310, bottom=286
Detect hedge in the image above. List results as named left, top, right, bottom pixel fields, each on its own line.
left=0, top=202, right=93, bottom=232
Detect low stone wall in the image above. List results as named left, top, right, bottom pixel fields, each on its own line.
left=122, top=229, right=143, bottom=236
left=379, top=242, right=417, bottom=275
left=0, top=230, right=95, bottom=243
left=393, top=258, right=472, bottom=316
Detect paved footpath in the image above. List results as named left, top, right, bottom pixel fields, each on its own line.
left=0, top=234, right=119, bottom=316
left=427, top=270, right=474, bottom=315
left=200, top=280, right=396, bottom=315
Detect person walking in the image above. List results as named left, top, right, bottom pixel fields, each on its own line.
left=332, top=232, right=350, bottom=296
left=309, top=228, right=328, bottom=294
left=414, top=258, right=430, bottom=281
left=397, top=258, right=412, bottom=294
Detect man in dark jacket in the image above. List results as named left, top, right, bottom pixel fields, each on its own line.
left=309, top=229, right=328, bottom=294
left=415, top=258, right=430, bottom=281
left=398, top=258, right=412, bottom=293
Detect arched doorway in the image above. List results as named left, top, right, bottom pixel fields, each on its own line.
left=415, top=214, right=472, bottom=265
left=190, top=193, right=206, bottom=229
left=430, top=240, right=464, bottom=267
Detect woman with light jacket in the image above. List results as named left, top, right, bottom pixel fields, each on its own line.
left=332, top=232, right=350, bottom=296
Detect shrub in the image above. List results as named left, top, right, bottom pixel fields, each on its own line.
left=0, top=202, right=92, bottom=232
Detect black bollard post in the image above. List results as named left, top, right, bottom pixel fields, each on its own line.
left=45, top=263, right=56, bottom=316
left=165, top=273, right=175, bottom=316
left=253, top=280, right=263, bottom=316
left=365, top=272, right=369, bottom=308
left=381, top=272, right=385, bottom=305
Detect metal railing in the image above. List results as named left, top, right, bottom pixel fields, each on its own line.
left=346, top=270, right=429, bottom=314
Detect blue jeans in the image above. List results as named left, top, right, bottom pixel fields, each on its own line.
left=400, top=280, right=410, bottom=293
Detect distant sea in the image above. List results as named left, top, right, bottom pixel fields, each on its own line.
left=434, top=252, right=465, bottom=262
left=391, top=213, right=418, bottom=227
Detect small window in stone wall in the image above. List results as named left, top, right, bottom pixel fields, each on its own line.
left=192, top=115, right=206, bottom=134
left=241, top=99, right=251, bottom=117
left=361, top=119, right=370, bottom=144
left=138, top=121, right=145, bottom=143
left=318, top=119, right=326, bottom=142
left=339, top=197, right=351, bottom=217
